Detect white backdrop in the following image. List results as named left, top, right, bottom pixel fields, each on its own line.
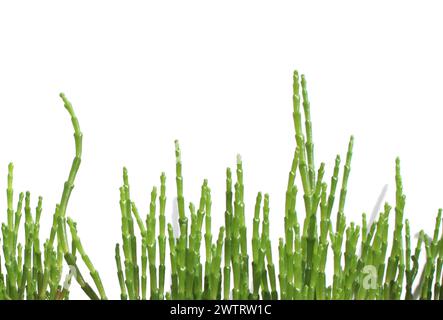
left=1, top=1, right=443, bottom=299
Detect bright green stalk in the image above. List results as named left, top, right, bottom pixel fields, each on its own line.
left=121, top=167, right=140, bottom=300
left=131, top=201, right=147, bottom=299
left=175, top=140, right=185, bottom=221
left=131, top=202, right=147, bottom=237
left=301, top=74, right=316, bottom=188
left=284, top=147, right=298, bottom=299
left=20, top=192, right=34, bottom=299
left=393, top=245, right=405, bottom=299
left=385, top=158, right=406, bottom=297
left=260, top=253, right=270, bottom=299
left=304, top=163, right=325, bottom=285
left=361, top=212, right=367, bottom=251
left=284, top=147, right=301, bottom=299
left=174, top=140, right=188, bottom=299
left=327, top=155, right=341, bottom=221
left=343, top=223, right=360, bottom=299
left=39, top=239, right=51, bottom=299
left=167, top=224, right=178, bottom=299
left=115, top=244, right=127, bottom=300
left=231, top=157, right=244, bottom=299
left=3, top=164, right=18, bottom=299
left=314, top=183, right=328, bottom=297
left=66, top=218, right=106, bottom=299
left=265, top=239, right=278, bottom=299
left=432, top=209, right=442, bottom=260
left=311, top=163, right=325, bottom=215
left=147, top=187, right=158, bottom=299
left=177, top=218, right=187, bottom=299
left=204, top=184, right=212, bottom=298
left=434, top=233, right=443, bottom=299
left=316, top=243, right=329, bottom=300
left=336, top=136, right=354, bottom=231
left=231, top=202, right=241, bottom=298
left=33, top=196, right=43, bottom=296
left=261, top=194, right=271, bottom=299
left=54, top=93, right=104, bottom=300
left=421, top=236, right=435, bottom=299
left=292, top=71, right=311, bottom=199
left=332, top=211, right=346, bottom=299
left=235, top=155, right=249, bottom=299
left=252, top=193, right=262, bottom=265
left=186, top=203, right=197, bottom=299
left=16, top=242, right=23, bottom=289
left=404, top=219, right=412, bottom=299
left=330, top=136, right=353, bottom=299
left=119, top=178, right=135, bottom=299
left=293, top=210, right=303, bottom=297
left=364, top=203, right=389, bottom=300
left=278, top=238, right=287, bottom=299
left=356, top=211, right=378, bottom=299
left=284, top=198, right=294, bottom=298
left=194, top=263, right=203, bottom=299
left=158, top=172, right=167, bottom=299
left=55, top=93, right=82, bottom=248
left=7, top=163, right=14, bottom=253
left=223, top=168, right=232, bottom=300
left=406, top=225, right=423, bottom=299
left=319, top=184, right=329, bottom=246
left=373, top=204, right=392, bottom=297
left=317, top=188, right=329, bottom=299
left=252, top=192, right=262, bottom=299
left=46, top=243, right=57, bottom=299
left=286, top=148, right=299, bottom=212
left=210, top=227, right=224, bottom=299
left=13, top=193, right=24, bottom=255
left=360, top=216, right=377, bottom=267
left=127, top=175, right=139, bottom=299
left=193, top=181, right=207, bottom=299
left=418, top=210, right=442, bottom=300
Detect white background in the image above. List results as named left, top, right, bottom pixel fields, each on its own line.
left=1, top=1, right=443, bottom=299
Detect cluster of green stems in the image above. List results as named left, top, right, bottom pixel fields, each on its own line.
left=0, top=94, right=106, bottom=300
left=115, top=71, right=443, bottom=300
left=1, top=71, right=443, bottom=300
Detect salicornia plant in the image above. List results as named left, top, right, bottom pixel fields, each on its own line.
left=2, top=71, right=443, bottom=300
left=116, top=71, right=443, bottom=300
left=0, top=94, right=106, bottom=300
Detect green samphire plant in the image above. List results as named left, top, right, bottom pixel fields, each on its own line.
left=1, top=71, right=443, bottom=300
left=114, top=71, right=443, bottom=300
left=0, top=94, right=106, bottom=300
